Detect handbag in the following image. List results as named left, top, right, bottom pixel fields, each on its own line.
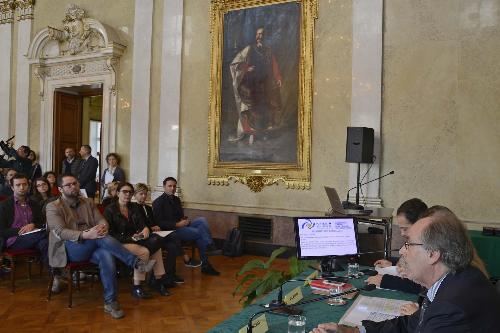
left=136, top=233, right=163, bottom=254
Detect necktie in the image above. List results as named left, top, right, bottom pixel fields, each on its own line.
left=417, top=296, right=430, bottom=332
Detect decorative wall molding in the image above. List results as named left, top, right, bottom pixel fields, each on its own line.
left=26, top=4, right=126, bottom=171
left=349, top=0, right=384, bottom=206
left=14, top=16, right=31, bottom=145
left=0, top=0, right=15, bottom=24
left=15, top=0, right=34, bottom=21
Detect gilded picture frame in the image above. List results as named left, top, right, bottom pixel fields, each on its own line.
left=208, top=0, right=317, bottom=192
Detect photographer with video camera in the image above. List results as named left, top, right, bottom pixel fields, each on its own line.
left=0, top=136, right=33, bottom=177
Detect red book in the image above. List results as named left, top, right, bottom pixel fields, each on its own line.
left=309, top=279, right=353, bottom=292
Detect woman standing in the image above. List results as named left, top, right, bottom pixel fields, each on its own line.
left=104, top=182, right=170, bottom=298
left=100, top=153, right=125, bottom=200
left=28, top=150, right=42, bottom=185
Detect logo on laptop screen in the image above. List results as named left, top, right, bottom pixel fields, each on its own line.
left=301, top=219, right=315, bottom=229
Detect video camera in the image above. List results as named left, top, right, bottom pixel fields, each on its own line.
left=0, top=135, right=16, bottom=158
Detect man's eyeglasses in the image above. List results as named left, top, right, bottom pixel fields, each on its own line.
left=402, top=241, right=424, bottom=250
left=62, top=181, right=78, bottom=188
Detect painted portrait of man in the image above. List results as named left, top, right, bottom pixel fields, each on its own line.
left=219, top=2, right=301, bottom=164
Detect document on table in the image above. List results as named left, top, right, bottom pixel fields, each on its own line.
left=339, top=295, right=410, bottom=327
left=154, top=230, right=174, bottom=237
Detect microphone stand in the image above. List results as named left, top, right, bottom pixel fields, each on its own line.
left=246, top=288, right=360, bottom=332
left=343, top=170, right=395, bottom=209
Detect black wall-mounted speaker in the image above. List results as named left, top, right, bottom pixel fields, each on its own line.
left=345, top=127, right=374, bottom=163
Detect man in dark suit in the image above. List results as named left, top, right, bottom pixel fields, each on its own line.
left=310, top=206, right=500, bottom=333
left=77, top=145, right=98, bottom=199
left=61, top=147, right=81, bottom=176
left=0, top=173, right=48, bottom=264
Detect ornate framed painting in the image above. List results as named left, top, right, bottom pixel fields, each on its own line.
left=208, top=0, right=317, bottom=192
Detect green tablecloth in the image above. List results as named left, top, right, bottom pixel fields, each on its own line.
left=470, top=230, right=500, bottom=278
left=208, top=271, right=417, bottom=333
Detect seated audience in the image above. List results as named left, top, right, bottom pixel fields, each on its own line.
left=0, top=168, right=16, bottom=197
left=134, top=183, right=184, bottom=285
left=310, top=206, right=500, bottom=333
left=104, top=182, right=171, bottom=298
left=101, top=181, right=119, bottom=207
left=43, top=171, right=60, bottom=196
left=46, top=174, right=155, bottom=319
left=27, top=150, right=42, bottom=184
left=366, top=198, right=427, bottom=294
left=153, top=177, right=220, bottom=276
left=61, top=147, right=81, bottom=176
left=32, top=177, right=57, bottom=223
left=0, top=174, right=48, bottom=265
left=100, top=153, right=125, bottom=200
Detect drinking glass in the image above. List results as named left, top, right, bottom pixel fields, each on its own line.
left=347, top=262, right=360, bottom=278
left=327, top=284, right=345, bottom=306
left=288, top=315, right=306, bottom=333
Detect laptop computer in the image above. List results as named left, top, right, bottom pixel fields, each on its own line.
left=324, top=186, right=372, bottom=216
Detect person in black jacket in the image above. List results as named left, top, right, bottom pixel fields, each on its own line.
left=104, top=182, right=171, bottom=298
left=0, top=173, right=48, bottom=264
left=152, top=177, right=220, bottom=276
left=61, top=147, right=81, bottom=176
left=77, top=145, right=98, bottom=199
left=0, top=145, right=33, bottom=176
left=310, top=206, right=500, bottom=333
left=27, top=150, right=42, bottom=186
left=134, top=183, right=184, bottom=285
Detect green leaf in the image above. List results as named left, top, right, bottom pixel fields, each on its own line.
left=233, top=273, right=256, bottom=296
left=242, top=279, right=264, bottom=297
left=289, top=256, right=300, bottom=276
left=263, top=247, right=288, bottom=269
left=237, top=259, right=266, bottom=276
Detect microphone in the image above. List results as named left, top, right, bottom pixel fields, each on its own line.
left=343, top=170, right=395, bottom=209
left=246, top=288, right=360, bottom=332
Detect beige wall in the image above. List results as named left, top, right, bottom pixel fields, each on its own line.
left=381, top=0, right=500, bottom=224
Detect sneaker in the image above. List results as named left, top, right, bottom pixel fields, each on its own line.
left=135, top=259, right=156, bottom=273
left=173, top=275, right=184, bottom=284
left=201, top=263, right=220, bottom=276
left=51, top=275, right=62, bottom=294
left=184, top=258, right=202, bottom=268
left=104, top=301, right=125, bottom=319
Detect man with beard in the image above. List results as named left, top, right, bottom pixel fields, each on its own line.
left=46, top=174, right=155, bottom=319
left=310, top=206, right=500, bottom=333
left=229, top=27, right=282, bottom=143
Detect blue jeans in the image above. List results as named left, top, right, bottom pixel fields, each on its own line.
left=175, top=217, right=213, bottom=263
left=9, top=230, right=49, bottom=265
left=64, top=235, right=137, bottom=303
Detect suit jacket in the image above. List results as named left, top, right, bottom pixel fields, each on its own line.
left=363, top=266, right=500, bottom=333
left=61, top=157, right=82, bottom=176
left=136, top=203, right=156, bottom=229
left=0, top=196, right=43, bottom=248
left=45, top=196, right=107, bottom=267
left=77, top=156, right=98, bottom=198
left=152, top=193, right=184, bottom=231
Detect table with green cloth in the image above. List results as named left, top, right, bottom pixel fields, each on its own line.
left=469, top=230, right=500, bottom=278
left=208, top=270, right=418, bottom=333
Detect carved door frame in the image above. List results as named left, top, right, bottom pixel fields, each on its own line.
left=26, top=15, right=125, bottom=172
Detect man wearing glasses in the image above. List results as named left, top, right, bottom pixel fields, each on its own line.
left=46, top=174, right=155, bottom=319
left=310, top=206, right=500, bottom=333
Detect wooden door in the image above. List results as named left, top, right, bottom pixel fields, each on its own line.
left=53, top=91, right=83, bottom=175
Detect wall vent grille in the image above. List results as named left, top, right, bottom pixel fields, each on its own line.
left=238, top=216, right=272, bottom=240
